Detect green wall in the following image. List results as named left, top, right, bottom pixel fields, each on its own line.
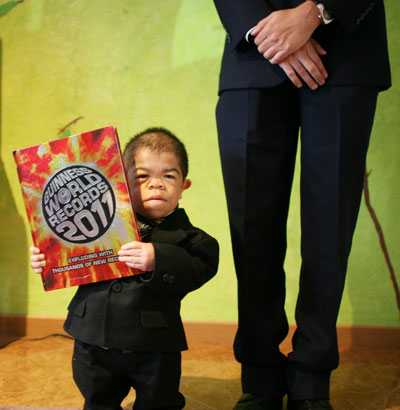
left=0, top=0, right=398, bottom=327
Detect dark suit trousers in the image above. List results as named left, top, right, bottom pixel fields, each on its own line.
left=216, top=82, right=378, bottom=400
left=72, top=340, right=185, bottom=410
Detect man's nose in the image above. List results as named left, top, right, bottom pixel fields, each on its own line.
left=149, top=177, right=165, bottom=189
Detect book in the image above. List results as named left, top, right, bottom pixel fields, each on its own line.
left=13, top=125, right=141, bottom=291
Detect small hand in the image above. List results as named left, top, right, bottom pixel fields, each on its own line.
left=252, top=1, right=320, bottom=64
left=278, top=38, right=328, bottom=90
left=118, top=242, right=155, bottom=272
left=30, top=246, right=46, bottom=274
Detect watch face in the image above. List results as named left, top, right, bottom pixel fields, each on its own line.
left=323, top=8, right=333, bottom=20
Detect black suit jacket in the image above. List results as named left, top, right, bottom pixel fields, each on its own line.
left=64, top=208, right=219, bottom=352
left=213, top=0, right=391, bottom=92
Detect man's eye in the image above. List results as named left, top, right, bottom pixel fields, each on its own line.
left=164, top=174, right=176, bottom=179
left=136, top=174, right=148, bottom=179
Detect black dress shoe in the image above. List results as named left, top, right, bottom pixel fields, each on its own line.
left=287, top=399, right=333, bottom=410
left=233, top=393, right=283, bottom=410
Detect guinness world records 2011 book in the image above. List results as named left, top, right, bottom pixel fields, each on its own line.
left=13, top=125, right=141, bottom=291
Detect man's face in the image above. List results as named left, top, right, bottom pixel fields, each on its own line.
left=128, top=148, right=191, bottom=219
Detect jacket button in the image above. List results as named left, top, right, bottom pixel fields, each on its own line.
left=112, top=282, right=122, bottom=292
left=168, top=275, right=175, bottom=284
left=162, top=274, right=169, bottom=283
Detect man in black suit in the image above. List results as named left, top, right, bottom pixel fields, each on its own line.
left=212, top=1, right=391, bottom=409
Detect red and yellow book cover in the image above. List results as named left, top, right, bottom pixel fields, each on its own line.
left=13, top=126, right=141, bottom=291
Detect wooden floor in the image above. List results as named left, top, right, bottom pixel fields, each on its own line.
left=0, top=333, right=399, bottom=410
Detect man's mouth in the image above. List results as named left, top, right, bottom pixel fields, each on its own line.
left=145, top=195, right=166, bottom=202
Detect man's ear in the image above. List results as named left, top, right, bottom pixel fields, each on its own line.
left=182, top=179, right=192, bottom=191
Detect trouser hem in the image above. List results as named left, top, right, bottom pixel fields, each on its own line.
left=287, top=363, right=331, bottom=400
left=242, top=363, right=287, bottom=398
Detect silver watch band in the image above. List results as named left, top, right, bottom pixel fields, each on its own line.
left=313, top=2, right=334, bottom=25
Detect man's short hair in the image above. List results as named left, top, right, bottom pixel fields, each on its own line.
left=123, top=127, right=189, bottom=179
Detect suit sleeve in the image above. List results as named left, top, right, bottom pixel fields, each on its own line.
left=213, top=0, right=275, bottom=49
left=141, top=235, right=219, bottom=296
left=213, top=0, right=384, bottom=48
left=317, top=0, right=384, bottom=34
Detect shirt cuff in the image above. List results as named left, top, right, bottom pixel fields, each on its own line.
left=245, top=26, right=257, bottom=43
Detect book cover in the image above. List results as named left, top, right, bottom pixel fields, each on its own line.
left=13, top=125, right=141, bottom=291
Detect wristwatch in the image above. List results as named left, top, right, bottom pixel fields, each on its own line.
left=314, top=2, right=334, bottom=25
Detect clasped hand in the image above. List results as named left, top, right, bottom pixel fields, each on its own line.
left=252, top=2, right=327, bottom=90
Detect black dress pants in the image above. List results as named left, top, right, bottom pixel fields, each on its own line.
left=72, top=340, right=185, bottom=410
left=216, top=81, right=378, bottom=400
